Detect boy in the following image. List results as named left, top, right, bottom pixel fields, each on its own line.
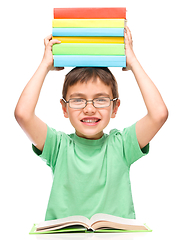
left=14, top=27, right=168, bottom=221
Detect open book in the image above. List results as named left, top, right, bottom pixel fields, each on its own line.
left=29, top=213, right=152, bottom=234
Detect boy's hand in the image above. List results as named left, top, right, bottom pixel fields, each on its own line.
left=42, top=34, right=64, bottom=71
left=122, top=26, right=137, bottom=71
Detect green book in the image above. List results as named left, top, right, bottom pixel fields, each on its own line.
left=29, top=213, right=152, bottom=234
left=52, top=43, right=125, bottom=55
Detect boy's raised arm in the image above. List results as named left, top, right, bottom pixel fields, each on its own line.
left=123, top=27, right=168, bottom=149
left=14, top=35, right=63, bottom=151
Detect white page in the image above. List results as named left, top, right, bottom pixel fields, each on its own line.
left=90, top=213, right=143, bottom=226
left=37, top=215, right=90, bottom=229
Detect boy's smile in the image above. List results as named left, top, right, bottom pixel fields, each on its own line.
left=81, top=117, right=101, bottom=125
left=61, top=78, right=120, bottom=140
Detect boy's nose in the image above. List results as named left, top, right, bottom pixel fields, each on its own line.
left=83, top=102, right=96, bottom=114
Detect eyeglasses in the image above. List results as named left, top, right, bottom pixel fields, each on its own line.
left=62, top=97, right=118, bottom=109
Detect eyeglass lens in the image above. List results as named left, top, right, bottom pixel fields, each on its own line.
left=69, top=98, right=111, bottom=109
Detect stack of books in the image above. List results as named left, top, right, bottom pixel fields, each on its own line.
left=52, top=8, right=127, bottom=67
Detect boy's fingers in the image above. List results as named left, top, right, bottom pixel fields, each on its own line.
left=124, top=27, right=133, bottom=48
left=125, top=26, right=131, bottom=39
left=49, top=39, right=61, bottom=46
left=55, top=67, right=64, bottom=71
left=122, top=67, right=128, bottom=71
left=44, top=34, right=53, bottom=46
left=46, top=40, right=61, bottom=52
left=44, top=39, right=61, bottom=52
left=124, top=31, right=129, bottom=48
left=127, top=27, right=133, bottom=42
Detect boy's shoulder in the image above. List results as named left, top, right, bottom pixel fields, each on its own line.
left=109, top=123, right=136, bottom=137
left=109, top=128, right=122, bottom=135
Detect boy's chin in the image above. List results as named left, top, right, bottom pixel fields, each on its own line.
left=75, top=130, right=104, bottom=140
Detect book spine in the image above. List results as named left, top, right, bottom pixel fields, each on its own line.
left=52, top=43, right=125, bottom=55
left=52, top=28, right=125, bottom=37
left=54, top=8, right=126, bottom=19
left=52, top=36, right=124, bottom=44
left=53, top=55, right=126, bottom=67
left=52, top=19, right=125, bottom=28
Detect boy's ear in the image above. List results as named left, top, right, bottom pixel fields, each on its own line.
left=111, top=99, right=120, bottom=119
left=60, top=99, right=69, bottom=118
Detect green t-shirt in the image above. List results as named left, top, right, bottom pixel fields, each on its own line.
left=33, top=123, right=149, bottom=221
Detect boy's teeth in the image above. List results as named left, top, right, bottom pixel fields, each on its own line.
left=82, top=119, right=98, bottom=123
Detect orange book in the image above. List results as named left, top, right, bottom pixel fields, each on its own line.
left=52, top=36, right=124, bottom=44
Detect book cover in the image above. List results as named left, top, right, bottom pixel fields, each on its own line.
left=52, top=28, right=125, bottom=37
left=54, top=7, right=126, bottom=19
left=53, top=55, right=126, bottom=67
left=52, top=19, right=125, bottom=28
left=52, top=36, right=124, bottom=44
left=52, top=43, right=125, bottom=56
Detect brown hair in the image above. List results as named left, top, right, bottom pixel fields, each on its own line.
left=62, top=67, right=119, bottom=108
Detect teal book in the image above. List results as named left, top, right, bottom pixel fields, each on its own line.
left=52, top=43, right=125, bottom=56
left=29, top=213, right=152, bottom=234
left=52, top=27, right=125, bottom=36
left=53, top=55, right=126, bottom=67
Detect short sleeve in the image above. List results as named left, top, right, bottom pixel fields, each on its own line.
left=32, top=125, right=63, bottom=170
left=111, top=123, right=149, bottom=167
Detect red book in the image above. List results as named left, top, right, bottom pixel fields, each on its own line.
left=54, top=7, right=126, bottom=19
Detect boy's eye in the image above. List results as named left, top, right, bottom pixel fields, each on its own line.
left=71, top=98, right=85, bottom=104
left=96, top=98, right=107, bottom=102
left=95, top=98, right=109, bottom=104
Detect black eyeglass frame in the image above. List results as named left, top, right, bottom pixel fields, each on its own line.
left=62, top=97, right=118, bottom=109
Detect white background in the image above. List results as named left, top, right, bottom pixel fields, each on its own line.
left=0, top=0, right=181, bottom=239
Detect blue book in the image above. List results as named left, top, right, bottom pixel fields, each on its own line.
left=53, top=55, right=126, bottom=67
left=52, top=28, right=124, bottom=37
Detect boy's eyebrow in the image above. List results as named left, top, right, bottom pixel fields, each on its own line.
left=69, top=93, right=110, bottom=98
left=94, top=93, right=110, bottom=98
left=69, top=93, right=86, bottom=98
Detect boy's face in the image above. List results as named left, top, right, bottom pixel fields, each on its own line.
left=61, top=78, right=120, bottom=139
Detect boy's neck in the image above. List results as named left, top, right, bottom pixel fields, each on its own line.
left=75, top=130, right=104, bottom=140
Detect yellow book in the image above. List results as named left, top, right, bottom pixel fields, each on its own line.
left=52, top=19, right=125, bottom=28
left=52, top=36, right=124, bottom=44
